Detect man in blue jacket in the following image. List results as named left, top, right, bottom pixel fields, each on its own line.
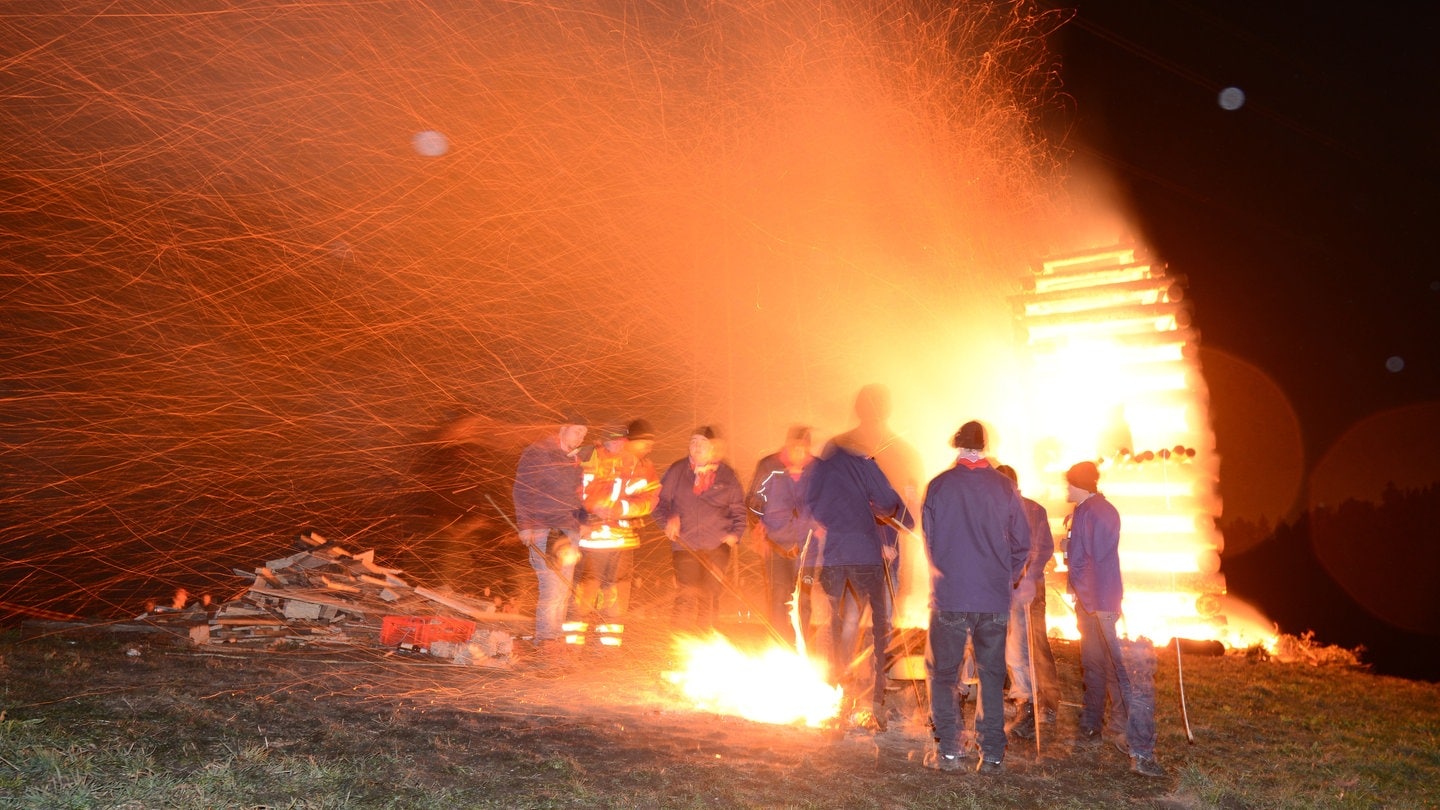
left=513, top=414, right=588, bottom=649
left=922, top=421, right=1029, bottom=773
left=653, top=426, right=747, bottom=634
left=1065, top=460, right=1163, bottom=777
left=749, top=426, right=819, bottom=646
left=806, top=433, right=912, bottom=728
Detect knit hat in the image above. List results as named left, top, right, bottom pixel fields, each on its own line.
left=1066, top=461, right=1100, bottom=493
left=625, top=419, right=656, bottom=440
left=952, top=420, right=986, bottom=451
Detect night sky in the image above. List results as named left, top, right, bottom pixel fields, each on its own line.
left=1052, top=1, right=1440, bottom=677
left=1053, top=1, right=1438, bottom=507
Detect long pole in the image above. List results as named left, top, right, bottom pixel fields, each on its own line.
left=487, top=493, right=570, bottom=577
left=879, top=515, right=928, bottom=726
left=791, top=529, right=815, bottom=657
left=1024, top=596, right=1042, bottom=751
left=1175, top=638, right=1195, bottom=743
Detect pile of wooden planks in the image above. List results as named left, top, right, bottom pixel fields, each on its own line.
left=132, top=531, right=525, bottom=666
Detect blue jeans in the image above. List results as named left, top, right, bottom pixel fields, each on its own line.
left=1006, top=578, right=1037, bottom=702
left=1029, top=586, right=1061, bottom=715
left=1119, top=637, right=1158, bottom=759
left=816, top=565, right=892, bottom=705
left=928, top=609, right=1008, bottom=761
left=521, top=528, right=579, bottom=642
left=1077, top=608, right=1156, bottom=757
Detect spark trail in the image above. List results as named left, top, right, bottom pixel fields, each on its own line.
left=1, top=1, right=1069, bottom=620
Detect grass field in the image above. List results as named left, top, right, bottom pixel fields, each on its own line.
left=1, top=624, right=1436, bottom=809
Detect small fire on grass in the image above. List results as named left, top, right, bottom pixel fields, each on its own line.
left=663, top=635, right=842, bottom=727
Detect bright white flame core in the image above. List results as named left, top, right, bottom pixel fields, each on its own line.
left=1009, top=245, right=1274, bottom=650
left=664, top=636, right=842, bottom=727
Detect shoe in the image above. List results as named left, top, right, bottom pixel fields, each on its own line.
left=1131, top=755, right=1165, bottom=778
left=923, top=750, right=964, bottom=772
left=1109, top=736, right=1129, bottom=756
left=1007, top=701, right=1036, bottom=740
left=976, top=758, right=1004, bottom=775
left=1077, top=727, right=1102, bottom=745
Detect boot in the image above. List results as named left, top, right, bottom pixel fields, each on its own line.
left=1007, top=700, right=1036, bottom=740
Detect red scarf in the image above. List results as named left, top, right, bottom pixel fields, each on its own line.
left=692, top=463, right=717, bottom=494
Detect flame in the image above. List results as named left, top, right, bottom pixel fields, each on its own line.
left=663, top=635, right=842, bottom=727
left=1014, top=245, right=1278, bottom=653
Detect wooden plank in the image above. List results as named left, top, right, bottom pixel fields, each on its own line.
left=20, top=619, right=206, bottom=645
left=412, top=588, right=530, bottom=628
left=249, top=585, right=374, bottom=615
left=212, top=615, right=286, bottom=626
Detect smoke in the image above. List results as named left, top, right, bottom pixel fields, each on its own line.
left=0, top=1, right=1072, bottom=617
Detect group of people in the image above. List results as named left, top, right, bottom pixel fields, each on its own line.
left=511, top=409, right=1162, bottom=779
left=919, top=421, right=1162, bottom=778
left=511, top=415, right=661, bottom=651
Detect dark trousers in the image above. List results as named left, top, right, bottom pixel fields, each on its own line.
left=763, top=551, right=814, bottom=645
left=572, top=547, right=633, bottom=622
left=1077, top=608, right=1131, bottom=740
left=672, top=545, right=730, bottom=633
left=928, top=609, right=1008, bottom=762
left=1029, top=586, right=1061, bottom=715
left=816, top=564, right=892, bottom=705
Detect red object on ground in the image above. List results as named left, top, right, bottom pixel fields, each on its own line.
left=380, top=615, right=476, bottom=647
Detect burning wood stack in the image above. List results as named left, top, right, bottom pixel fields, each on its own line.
left=1012, top=244, right=1231, bottom=645
left=138, top=531, right=520, bottom=667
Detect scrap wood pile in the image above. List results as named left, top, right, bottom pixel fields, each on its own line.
left=131, top=531, right=521, bottom=667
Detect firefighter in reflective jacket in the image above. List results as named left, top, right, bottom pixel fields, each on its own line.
left=565, top=419, right=659, bottom=648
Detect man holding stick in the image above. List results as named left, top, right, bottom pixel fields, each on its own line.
left=513, top=414, right=589, bottom=651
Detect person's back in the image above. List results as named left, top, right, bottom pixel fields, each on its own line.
left=807, top=440, right=903, bottom=566
left=921, top=420, right=1027, bottom=774
left=923, top=462, right=1029, bottom=613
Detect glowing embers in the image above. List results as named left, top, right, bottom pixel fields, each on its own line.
left=663, top=635, right=842, bottom=727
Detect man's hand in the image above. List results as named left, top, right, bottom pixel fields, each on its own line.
left=665, top=517, right=681, bottom=541
left=722, top=534, right=739, bottom=547
left=881, top=545, right=898, bottom=563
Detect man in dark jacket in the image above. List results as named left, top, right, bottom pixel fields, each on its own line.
left=1065, top=460, right=1163, bottom=777
left=922, top=421, right=1029, bottom=774
left=747, top=426, right=818, bottom=645
left=653, top=426, right=747, bottom=634
left=996, top=464, right=1060, bottom=737
left=806, top=434, right=912, bottom=726
left=513, top=414, right=588, bottom=648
